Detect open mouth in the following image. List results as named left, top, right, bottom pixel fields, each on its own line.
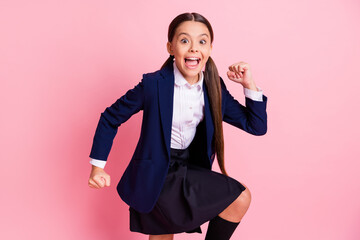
left=184, top=57, right=201, bottom=69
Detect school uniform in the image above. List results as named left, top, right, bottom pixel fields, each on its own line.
left=89, top=59, right=268, bottom=234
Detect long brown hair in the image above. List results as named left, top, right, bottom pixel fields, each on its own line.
left=161, top=12, right=227, bottom=176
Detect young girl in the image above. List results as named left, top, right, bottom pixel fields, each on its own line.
left=88, top=12, right=267, bottom=240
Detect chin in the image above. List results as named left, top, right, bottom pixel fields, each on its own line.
left=181, top=67, right=201, bottom=77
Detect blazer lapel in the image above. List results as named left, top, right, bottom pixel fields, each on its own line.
left=158, top=61, right=175, bottom=159
left=203, top=80, right=214, bottom=160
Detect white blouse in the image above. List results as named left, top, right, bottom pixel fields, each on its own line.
left=90, top=62, right=263, bottom=169
left=171, top=62, right=205, bottom=149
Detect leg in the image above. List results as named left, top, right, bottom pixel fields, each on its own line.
left=218, top=182, right=251, bottom=222
left=149, top=234, right=174, bottom=240
left=205, top=182, right=251, bottom=240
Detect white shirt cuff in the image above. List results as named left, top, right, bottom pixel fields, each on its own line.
left=90, top=158, right=106, bottom=169
left=244, top=86, right=263, bottom=102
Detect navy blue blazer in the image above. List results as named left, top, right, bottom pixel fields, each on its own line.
left=89, top=60, right=268, bottom=213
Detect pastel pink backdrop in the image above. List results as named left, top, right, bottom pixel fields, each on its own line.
left=1, top=0, right=359, bottom=239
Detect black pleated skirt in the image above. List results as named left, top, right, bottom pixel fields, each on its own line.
left=129, top=147, right=246, bottom=235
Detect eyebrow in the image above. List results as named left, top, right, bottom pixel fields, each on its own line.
left=178, top=32, right=209, bottom=38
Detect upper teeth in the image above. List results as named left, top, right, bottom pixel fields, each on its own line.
left=186, top=58, right=199, bottom=60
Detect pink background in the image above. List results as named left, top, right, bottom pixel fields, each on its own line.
left=1, top=0, right=359, bottom=239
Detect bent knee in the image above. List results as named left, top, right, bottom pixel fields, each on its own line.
left=238, top=183, right=252, bottom=205
left=227, top=187, right=251, bottom=217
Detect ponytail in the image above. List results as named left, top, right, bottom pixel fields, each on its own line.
left=204, top=57, right=227, bottom=176
left=161, top=55, right=174, bottom=69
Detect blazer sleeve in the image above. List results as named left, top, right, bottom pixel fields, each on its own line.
left=89, top=80, right=145, bottom=160
left=221, top=77, right=268, bottom=136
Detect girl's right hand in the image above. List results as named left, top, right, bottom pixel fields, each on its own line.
left=88, top=165, right=111, bottom=189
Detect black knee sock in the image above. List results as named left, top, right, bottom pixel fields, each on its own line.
left=204, top=215, right=240, bottom=240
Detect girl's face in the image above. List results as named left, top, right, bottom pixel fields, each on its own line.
left=167, top=21, right=212, bottom=84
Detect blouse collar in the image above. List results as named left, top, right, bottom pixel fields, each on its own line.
left=173, top=62, right=203, bottom=91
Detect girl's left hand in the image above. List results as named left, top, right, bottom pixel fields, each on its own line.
left=227, top=61, right=257, bottom=91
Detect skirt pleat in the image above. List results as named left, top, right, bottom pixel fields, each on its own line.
left=129, top=147, right=246, bottom=235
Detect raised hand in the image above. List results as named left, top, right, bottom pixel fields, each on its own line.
left=227, top=61, right=257, bottom=91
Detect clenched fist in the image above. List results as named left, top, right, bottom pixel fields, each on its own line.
left=88, top=165, right=111, bottom=189
left=227, top=61, right=257, bottom=91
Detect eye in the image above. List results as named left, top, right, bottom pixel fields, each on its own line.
left=180, top=38, right=189, bottom=43
left=200, top=39, right=206, bottom=44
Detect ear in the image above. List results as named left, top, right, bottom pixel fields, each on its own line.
left=167, top=42, right=173, bottom=55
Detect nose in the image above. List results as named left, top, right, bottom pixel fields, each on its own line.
left=189, top=43, right=198, bottom=52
